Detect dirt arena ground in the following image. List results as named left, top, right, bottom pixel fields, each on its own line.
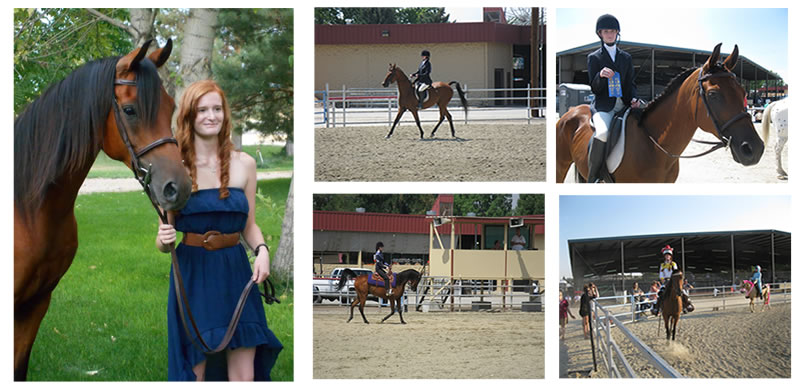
left=562, top=125, right=789, bottom=183
left=315, top=122, right=546, bottom=181
left=313, top=307, right=544, bottom=379
left=561, top=302, right=791, bottom=378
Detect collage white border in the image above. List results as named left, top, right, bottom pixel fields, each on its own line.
left=1, top=1, right=796, bottom=385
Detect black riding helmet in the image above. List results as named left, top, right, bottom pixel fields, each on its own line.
left=376, top=241, right=384, bottom=250
left=421, top=50, right=430, bottom=58
left=596, top=14, right=620, bottom=44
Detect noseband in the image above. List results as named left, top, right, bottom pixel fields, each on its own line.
left=113, top=78, right=178, bottom=221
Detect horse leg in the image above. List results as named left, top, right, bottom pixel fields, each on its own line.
left=386, top=107, right=407, bottom=139
left=445, top=109, right=455, bottom=137
left=347, top=295, right=359, bottom=323
left=15, top=293, right=53, bottom=381
left=430, top=114, right=445, bottom=138
left=397, top=296, right=406, bottom=324
left=776, top=135, right=788, bottom=178
left=381, top=297, right=396, bottom=323
left=409, top=109, right=425, bottom=139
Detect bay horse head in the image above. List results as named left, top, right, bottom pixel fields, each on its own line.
left=104, top=39, right=191, bottom=211
left=695, top=43, right=764, bottom=166
left=382, top=63, right=402, bottom=87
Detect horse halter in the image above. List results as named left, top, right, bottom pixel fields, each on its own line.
left=696, top=67, right=751, bottom=148
left=112, top=78, right=178, bottom=221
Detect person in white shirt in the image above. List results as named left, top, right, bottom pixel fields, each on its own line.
left=510, top=228, right=526, bottom=250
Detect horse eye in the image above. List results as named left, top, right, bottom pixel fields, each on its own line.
left=123, top=106, right=137, bottom=116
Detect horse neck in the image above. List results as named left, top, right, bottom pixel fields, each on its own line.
left=394, top=69, right=412, bottom=96
left=640, top=70, right=703, bottom=156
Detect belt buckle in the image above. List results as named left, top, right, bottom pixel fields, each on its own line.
left=202, top=230, right=222, bottom=251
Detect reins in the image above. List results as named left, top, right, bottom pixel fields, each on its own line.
left=113, top=78, right=278, bottom=356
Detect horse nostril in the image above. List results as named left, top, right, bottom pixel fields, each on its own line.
left=163, top=181, right=178, bottom=202
left=740, top=141, right=753, bottom=157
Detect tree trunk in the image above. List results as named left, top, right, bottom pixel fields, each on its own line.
left=273, top=177, right=294, bottom=278
left=175, top=8, right=218, bottom=104
left=129, top=9, right=157, bottom=47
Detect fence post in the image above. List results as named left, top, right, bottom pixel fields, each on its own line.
left=464, top=84, right=469, bottom=125
left=342, top=85, right=347, bottom=128
left=527, top=83, right=532, bottom=125
left=631, top=294, right=636, bottom=322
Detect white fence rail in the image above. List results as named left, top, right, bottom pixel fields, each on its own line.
left=313, top=275, right=542, bottom=312
left=314, top=83, right=545, bottom=127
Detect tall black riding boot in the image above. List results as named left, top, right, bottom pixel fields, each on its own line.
left=586, top=138, right=607, bottom=183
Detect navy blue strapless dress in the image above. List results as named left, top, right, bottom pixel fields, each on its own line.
left=167, top=188, right=282, bottom=381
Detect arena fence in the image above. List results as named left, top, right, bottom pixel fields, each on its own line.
left=313, top=275, right=542, bottom=312
left=592, top=299, right=683, bottom=378
left=588, top=282, right=790, bottom=378
left=314, top=83, right=546, bottom=127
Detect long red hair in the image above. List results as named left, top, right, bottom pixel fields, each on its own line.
left=175, top=80, right=234, bottom=199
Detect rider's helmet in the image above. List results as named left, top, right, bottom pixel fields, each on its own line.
left=596, top=14, right=620, bottom=44
left=661, top=244, right=674, bottom=257
left=421, top=50, right=430, bottom=58
left=755, top=265, right=761, bottom=272
left=376, top=241, right=384, bottom=250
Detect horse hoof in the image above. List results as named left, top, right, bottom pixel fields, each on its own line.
left=385, top=135, right=391, bottom=139
left=401, top=321, right=407, bottom=325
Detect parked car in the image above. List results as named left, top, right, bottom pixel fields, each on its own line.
left=312, top=267, right=372, bottom=303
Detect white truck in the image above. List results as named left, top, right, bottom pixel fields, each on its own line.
left=312, top=267, right=373, bottom=304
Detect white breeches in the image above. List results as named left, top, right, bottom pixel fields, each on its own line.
left=592, top=98, right=625, bottom=142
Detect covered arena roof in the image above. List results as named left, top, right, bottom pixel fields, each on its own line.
left=314, top=211, right=544, bottom=235
left=557, top=40, right=785, bottom=101
left=568, top=229, right=790, bottom=290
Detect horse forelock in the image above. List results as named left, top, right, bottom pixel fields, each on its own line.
left=130, top=58, right=164, bottom=128
left=14, top=56, right=121, bottom=218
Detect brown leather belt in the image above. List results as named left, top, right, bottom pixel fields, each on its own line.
left=182, top=231, right=240, bottom=251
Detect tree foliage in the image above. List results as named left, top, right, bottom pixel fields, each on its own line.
left=214, top=8, right=294, bottom=140
left=315, top=8, right=450, bottom=25
left=14, top=8, right=133, bottom=113
left=313, top=194, right=437, bottom=214
left=452, top=194, right=512, bottom=217
left=515, top=194, right=544, bottom=215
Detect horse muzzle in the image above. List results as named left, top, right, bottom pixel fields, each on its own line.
left=730, top=137, right=764, bottom=166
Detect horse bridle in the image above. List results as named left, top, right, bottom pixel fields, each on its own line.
left=647, top=66, right=751, bottom=159
left=113, top=78, right=279, bottom=356
left=112, top=78, right=178, bottom=221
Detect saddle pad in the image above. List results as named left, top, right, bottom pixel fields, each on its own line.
left=367, top=273, right=396, bottom=288
left=606, top=108, right=629, bottom=174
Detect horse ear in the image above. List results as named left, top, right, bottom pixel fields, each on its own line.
left=148, top=39, right=173, bottom=68
left=703, top=43, right=722, bottom=72
left=722, top=44, right=739, bottom=71
left=117, top=39, right=153, bottom=73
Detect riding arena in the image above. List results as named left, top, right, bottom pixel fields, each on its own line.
left=313, top=206, right=545, bottom=378
left=315, top=17, right=546, bottom=182
left=562, top=230, right=791, bottom=378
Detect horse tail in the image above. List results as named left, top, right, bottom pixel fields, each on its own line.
left=761, top=101, right=773, bottom=145
left=336, top=268, right=357, bottom=291
left=449, top=81, right=468, bottom=115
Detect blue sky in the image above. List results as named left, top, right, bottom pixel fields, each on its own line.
left=559, top=195, right=791, bottom=278
left=556, top=8, right=788, bottom=79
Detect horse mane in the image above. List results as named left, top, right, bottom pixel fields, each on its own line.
left=397, top=269, right=420, bottom=283
left=633, top=67, right=699, bottom=124
left=14, top=56, right=164, bottom=218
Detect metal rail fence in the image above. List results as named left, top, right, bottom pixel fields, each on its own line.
left=588, top=282, right=791, bottom=378
left=313, top=275, right=542, bottom=312
left=314, top=83, right=545, bottom=127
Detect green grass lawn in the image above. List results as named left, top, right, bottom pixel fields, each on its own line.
left=27, top=179, right=293, bottom=381
left=87, top=145, right=292, bottom=179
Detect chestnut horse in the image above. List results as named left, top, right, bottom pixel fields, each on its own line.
left=741, top=280, right=771, bottom=313
left=337, top=268, right=422, bottom=324
left=381, top=64, right=468, bottom=139
left=662, top=272, right=683, bottom=341
left=14, top=40, right=192, bottom=380
left=556, top=44, right=764, bottom=183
